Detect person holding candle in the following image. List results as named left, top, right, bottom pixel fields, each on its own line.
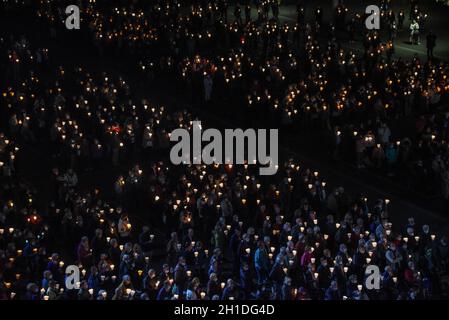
left=221, top=278, right=240, bottom=300
left=185, top=277, right=201, bottom=300
left=77, top=236, right=93, bottom=269
left=173, top=256, right=188, bottom=299
left=142, top=269, right=159, bottom=300
left=156, top=280, right=173, bottom=300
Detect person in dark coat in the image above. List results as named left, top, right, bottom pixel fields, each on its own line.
left=426, top=31, right=437, bottom=59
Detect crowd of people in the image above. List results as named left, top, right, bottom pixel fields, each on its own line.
left=1, top=0, right=449, bottom=300
left=31, top=0, right=448, bottom=199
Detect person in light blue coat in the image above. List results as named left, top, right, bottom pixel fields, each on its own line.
left=254, top=240, right=270, bottom=285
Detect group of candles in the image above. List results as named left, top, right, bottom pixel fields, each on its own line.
left=1, top=0, right=447, bottom=300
